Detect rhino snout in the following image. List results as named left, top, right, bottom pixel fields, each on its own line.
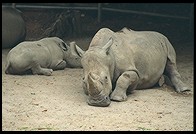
left=87, top=95, right=111, bottom=107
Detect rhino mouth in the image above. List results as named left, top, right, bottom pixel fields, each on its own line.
left=87, top=95, right=111, bottom=107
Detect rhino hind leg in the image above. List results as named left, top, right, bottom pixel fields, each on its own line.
left=165, top=60, right=190, bottom=92
left=5, top=60, right=30, bottom=75
left=31, top=63, right=53, bottom=76
left=110, top=71, right=139, bottom=102
left=5, top=61, right=11, bottom=74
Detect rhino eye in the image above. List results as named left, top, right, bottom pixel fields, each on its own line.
left=83, top=81, right=87, bottom=90
left=105, top=76, right=109, bottom=84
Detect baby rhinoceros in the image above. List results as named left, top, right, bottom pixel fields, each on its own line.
left=5, top=37, right=85, bottom=75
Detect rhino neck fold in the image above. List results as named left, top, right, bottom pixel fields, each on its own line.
left=108, top=49, right=115, bottom=81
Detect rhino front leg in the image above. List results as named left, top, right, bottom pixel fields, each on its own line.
left=31, top=62, right=53, bottom=76
left=165, top=61, right=190, bottom=92
left=110, top=71, right=139, bottom=102
left=54, top=60, right=67, bottom=70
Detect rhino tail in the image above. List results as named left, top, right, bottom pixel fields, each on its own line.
left=5, top=61, right=11, bottom=74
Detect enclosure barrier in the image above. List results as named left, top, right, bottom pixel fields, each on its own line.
left=2, top=3, right=193, bottom=32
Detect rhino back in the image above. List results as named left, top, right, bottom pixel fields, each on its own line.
left=2, top=7, right=26, bottom=49
left=89, top=28, right=115, bottom=48
left=8, top=41, right=53, bottom=69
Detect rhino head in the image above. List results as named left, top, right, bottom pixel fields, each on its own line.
left=81, top=38, right=115, bottom=107
left=59, top=41, right=85, bottom=68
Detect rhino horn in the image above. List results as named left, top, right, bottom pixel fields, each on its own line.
left=69, top=41, right=85, bottom=57
left=88, top=72, right=101, bottom=96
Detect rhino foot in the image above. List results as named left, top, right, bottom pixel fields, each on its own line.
left=176, top=86, right=191, bottom=93
left=43, top=69, right=53, bottom=76
left=110, top=91, right=127, bottom=102
left=173, top=79, right=191, bottom=93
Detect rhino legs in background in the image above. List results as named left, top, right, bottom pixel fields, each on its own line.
left=165, top=60, right=190, bottom=93
left=110, top=60, right=190, bottom=102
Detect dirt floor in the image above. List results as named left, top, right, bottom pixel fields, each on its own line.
left=2, top=6, right=194, bottom=131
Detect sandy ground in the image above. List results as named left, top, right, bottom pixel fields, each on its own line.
left=2, top=37, right=193, bottom=131
left=2, top=4, right=194, bottom=131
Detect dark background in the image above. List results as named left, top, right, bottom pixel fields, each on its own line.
left=2, top=3, right=194, bottom=48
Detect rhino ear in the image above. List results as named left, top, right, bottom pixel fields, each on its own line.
left=70, top=41, right=85, bottom=57
left=103, top=37, right=113, bottom=55
left=75, top=44, right=85, bottom=57
left=59, top=42, right=68, bottom=51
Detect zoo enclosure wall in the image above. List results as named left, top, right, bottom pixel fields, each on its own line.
left=2, top=3, right=194, bottom=33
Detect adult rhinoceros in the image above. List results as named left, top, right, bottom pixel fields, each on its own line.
left=2, top=7, right=26, bottom=49
left=81, top=27, right=190, bottom=107
left=5, top=37, right=84, bottom=75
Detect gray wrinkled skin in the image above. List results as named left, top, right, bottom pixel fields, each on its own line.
left=5, top=37, right=85, bottom=75
left=2, top=7, right=26, bottom=49
left=81, top=27, right=190, bottom=107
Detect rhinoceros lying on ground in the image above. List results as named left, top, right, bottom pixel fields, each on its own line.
left=81, top=27, right=190, bottom=107
left=5, top=37, right=84, bottom=75
left=2, top=7, right=26, bottom=49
